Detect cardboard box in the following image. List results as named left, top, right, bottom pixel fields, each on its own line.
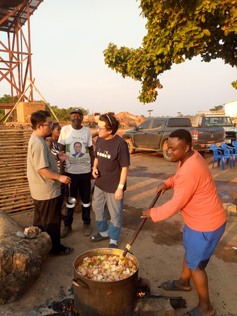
left=17, top=101, right=46, bottom=123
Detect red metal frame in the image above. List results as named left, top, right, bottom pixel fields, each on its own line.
left=0, top=0, right=43, bottom=109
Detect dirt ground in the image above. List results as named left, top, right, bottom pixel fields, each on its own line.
left=1, top=144, right=237, bottom=316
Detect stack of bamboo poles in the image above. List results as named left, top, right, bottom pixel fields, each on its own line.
left=0, top=129, right=34, bottom=214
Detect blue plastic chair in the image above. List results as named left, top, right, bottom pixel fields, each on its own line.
left=210, top=144, right=225, bottom=170
left=220, top=143, right=236, bottom=167
left=210, top=144, right=232, bottom=170
left=232, top=141, right=237, bottom=153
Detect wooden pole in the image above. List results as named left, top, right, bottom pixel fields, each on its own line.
left=27, top=78, right=35, bottom=101
left=3, top=82, right=32, bottom=124
left=27, top=78, right=59, bottom=122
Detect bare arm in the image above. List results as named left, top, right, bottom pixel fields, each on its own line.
left=59, top=144, right=66, bottom=174
left=92, top=131, right=99, bottom=138
left=88, top=145, right=94, bottom=170
left=115, top=166, right=129, bottom=201
left=37, top=167, right=71, bottom=184
left=92, top=157, right=99, bottom=178
left=45, top=139, right=52, bottom=150
left=141, top=182, right=168, bottom=219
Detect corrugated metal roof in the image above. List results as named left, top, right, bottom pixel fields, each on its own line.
left=0, top=0, right=43, bottom=33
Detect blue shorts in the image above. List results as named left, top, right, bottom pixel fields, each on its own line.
left=183, top=222, right=226, bottom=270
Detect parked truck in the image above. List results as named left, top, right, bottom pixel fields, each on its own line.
left=122, top=117, right=225, bottom=161
left=194, top=111, right=237, bottom=145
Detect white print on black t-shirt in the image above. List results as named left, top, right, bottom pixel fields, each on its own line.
left=97, top=150, right=111, bottom=159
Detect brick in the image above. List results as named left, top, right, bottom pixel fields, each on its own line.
left=133, top=297, right=174, bottom=316
left=223, top=203, right=237, bottom=216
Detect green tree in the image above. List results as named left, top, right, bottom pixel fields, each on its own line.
left=50, top=106, right=89, bottom=121
left=0, top=94, right=18, bottom=104
left=210, top=105, right=224, bottom=111
left=103, top=0, right=237, bottom=103
left=0, top=94, right=18, bottom=120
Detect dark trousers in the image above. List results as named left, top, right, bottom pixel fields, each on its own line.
left=64, top=172, right=91, bottom=226
left=60, top=183, right=66, bottom=209
left=33, top=196, right=64, bottom=254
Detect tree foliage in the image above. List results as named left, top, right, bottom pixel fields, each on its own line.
left=0, top=94, right=18, bottom=120
left=103, top=0, right=237, bottom=103
left=0, top=94, right=18, bottom=104
left=0, top=95, right=89, bottom=122
left=210, top=105, right=224, bottom=111
left=50, top=106, right=89, bottom=121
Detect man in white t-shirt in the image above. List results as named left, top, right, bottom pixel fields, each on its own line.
left=58, top=108, right=94, bottom=237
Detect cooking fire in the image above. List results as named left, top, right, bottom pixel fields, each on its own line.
left=40, top=278, right=186, bottom=316
left=44, top=298, right=79, bottom=316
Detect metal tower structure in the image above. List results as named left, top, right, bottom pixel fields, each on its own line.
left=0, top=0, right=43, bottom=110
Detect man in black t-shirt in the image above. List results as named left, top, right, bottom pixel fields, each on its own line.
left=90, top=114, right=130, bottom=248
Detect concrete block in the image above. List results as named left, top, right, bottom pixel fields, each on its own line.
left=133, top=297, right=174, bottom=316
left=223, top=203, right=228, bottom=211
left=223, top=203, right=237, bottom=216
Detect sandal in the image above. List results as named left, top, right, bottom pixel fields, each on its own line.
left=184, top=307, right=215, bottom=316
left=50, top=247, right=74, bottom=256
left=90, top=232, right=109, bottom=242
left=161, top=280, right=191, bottom=292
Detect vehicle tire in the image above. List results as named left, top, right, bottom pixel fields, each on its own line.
left=162, top=140, right=172, bottom=162
left=125, top=139, right=135, bottom=154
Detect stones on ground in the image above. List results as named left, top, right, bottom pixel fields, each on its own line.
left=133, top=297, right=174, bottom=316
left=0, top=209, right=52, bottom=304
left=16, top=231, right=25, bottom=238
left=24, top=226, right=42, bottom=238
left=223, top=203, right=237, bottom=216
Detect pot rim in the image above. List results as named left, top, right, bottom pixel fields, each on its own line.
left=73, top=247, right=139, bottom=283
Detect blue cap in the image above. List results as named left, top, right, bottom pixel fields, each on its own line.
left=70, top=108, right=83, bottom=115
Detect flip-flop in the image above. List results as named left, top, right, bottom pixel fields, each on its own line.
left=161, top=280, right=191, bottom=292
left=184, top=307, right=215, bottom=316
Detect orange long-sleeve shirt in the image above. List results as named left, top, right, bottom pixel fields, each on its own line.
left=150, top=151, right=227, bottom=232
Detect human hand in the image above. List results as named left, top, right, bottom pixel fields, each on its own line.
left=115, top=188, right=123, bottom=201
left=156, top=182, right=168, bottom=195
left=58, top=151, right=69, bottom=162
left=92, top=167, right=99, bottom=178
left=141, top=208, right=151, bottom=219
left=58, top=175, right=71, bottom=184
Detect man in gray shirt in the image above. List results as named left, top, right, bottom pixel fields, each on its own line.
left=27, top=110, right=73, bottom=256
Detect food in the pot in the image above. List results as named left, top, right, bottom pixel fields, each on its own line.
left=76, top=255, right=137, bottom=282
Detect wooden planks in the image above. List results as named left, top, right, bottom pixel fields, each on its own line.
left=0, top=129, right=34, bottom=214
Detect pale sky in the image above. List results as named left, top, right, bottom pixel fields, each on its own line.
left=1, top=0, right=236, bottom=117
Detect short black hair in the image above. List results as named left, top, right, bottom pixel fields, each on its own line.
left=169, top=129, right=192, bottom=147
left=74, top=141, right=82, bottom=147
left=99, top=113, right=119, bottom=135
left=52, top=122, right=61, bottom=131
left=31, top=110, right=51, bottom=130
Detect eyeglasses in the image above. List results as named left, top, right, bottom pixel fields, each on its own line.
left=43, top=122, right=53, bottom=127
left=96, top=126, right=107, bottom=131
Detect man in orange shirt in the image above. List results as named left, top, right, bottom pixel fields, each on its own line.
left=142, top=129, right=226, bottom=316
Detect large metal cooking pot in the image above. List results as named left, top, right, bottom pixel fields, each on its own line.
left=73, top=248, right=139, bottom=316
